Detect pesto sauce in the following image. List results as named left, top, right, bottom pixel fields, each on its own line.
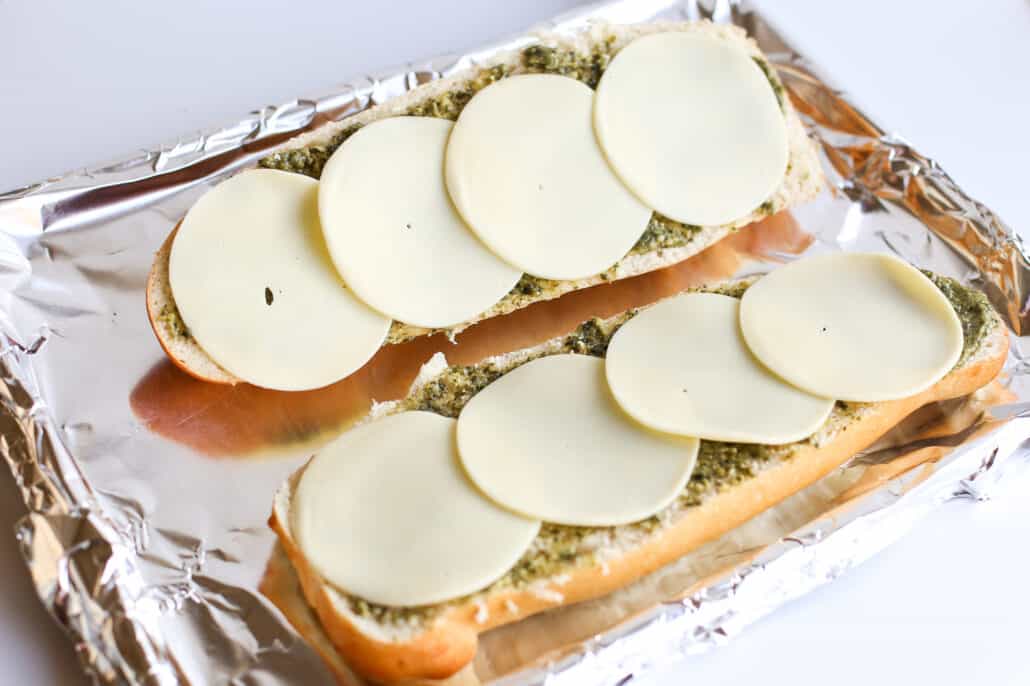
left=631, top=213, right=702, bottom=255
left=520, top=38, right=617, bottom=89
left=407, top=64, right=510, bottom=120
left=157, top=303, right=190, bottom=340
left=504, top=274, right=561, bottom=308
left=751, top=56, right=786, bottom=112
left=493, top=524, right=596, bottom=589
left=347, top=595, right=438, bottom=625
left=410, top=362, right=507, bottom=418
left=259, top=125, right=361, bottom=179
left=923, top=271, right=995, bottom=364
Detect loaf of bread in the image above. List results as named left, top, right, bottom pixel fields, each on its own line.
left=147, top=20, right=824, bottom=385
left=268, top=273, right=1008, bottom=683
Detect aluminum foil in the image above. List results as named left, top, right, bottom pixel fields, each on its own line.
left=0, top=0, right=1028, bottom=684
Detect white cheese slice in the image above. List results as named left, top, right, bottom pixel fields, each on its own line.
left=293, top=411, right=540, bottom=607
left=739, top=252, right=964, bottom=402
left=593, top=32, right=789, bottom=226
left=444, top=74, right=651, bottom=281
left=319, top=117, right=522, bottom=328
left=169, top=169, right=391, bottom=391
left=605, top=292, right=833, bottom=444
left=456, top=355, right=699, bottom=526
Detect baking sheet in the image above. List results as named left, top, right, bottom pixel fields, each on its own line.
left=1, top=0, right=1028, bottom=684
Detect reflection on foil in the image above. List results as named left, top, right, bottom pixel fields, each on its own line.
left=0, top=1, right=1028, bottom=685
left=128, top=213, right=809, bottom=458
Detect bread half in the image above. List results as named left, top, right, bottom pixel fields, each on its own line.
left=268, top=275, right=1008, bottom=683
left=146, top=20, right=825, bottom=384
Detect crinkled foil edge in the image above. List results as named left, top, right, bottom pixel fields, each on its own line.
left=0, top=1, right=1028, bottom=684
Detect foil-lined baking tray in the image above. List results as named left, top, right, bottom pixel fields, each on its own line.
left=0, top=0, right=1027, bottom=684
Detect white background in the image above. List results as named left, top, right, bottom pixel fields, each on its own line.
left=1, top=1, right=1029, bottom=684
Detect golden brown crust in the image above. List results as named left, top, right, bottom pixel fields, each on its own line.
left=260, top=545, right=365, bottom=685
left=269, top=324, right=1008, bottom=683
left=270, top=505, right=478, bottom=682
left=261, top=545, right=481, bottom=685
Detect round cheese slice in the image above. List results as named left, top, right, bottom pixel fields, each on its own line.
left=444, top=74, right=652, bottom=281
left=456, top=355, right=699, bottom=526
left=319, top=117, right=522, bottom=328
left=293, top=411, right=540, bottom=607
left=169, top=169, right=391, bottom=391
left=605, top=292, right=834, bottom=444
left=593, top=32, right=789, bottom=226
left=739, top=252, right=964, bottom=402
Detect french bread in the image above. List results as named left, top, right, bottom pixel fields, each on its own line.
left=267, top=274, right=1008, bottom=683
left=147, top=20, right=824, bottom=385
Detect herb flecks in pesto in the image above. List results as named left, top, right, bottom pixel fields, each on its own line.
left=410, top=363, right=506, bottom=418
left=564, top=317, right=620, bottom=357
left=631, top=213, right=702, bottom=254
left=682, top=442, right=787, bottom=507
left=520, top=37, right=616, bottom=88
left=923, top=271, right=994, bottom=365
left=157, top=304, right=190, bottom=340
left=493, top=524, right=596, bottom=589
left=752, top=56, right=786, bottom=112
left=407, top=64, right=510, bottom=120
left=707, top=279, right=752, bottom=299
left=259, top=125, right=361, bottom=178
left=507, top=274, right=560, bottom=305
left=348, top=595, right=439, bottom=625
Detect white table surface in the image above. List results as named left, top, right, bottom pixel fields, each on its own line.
left=2, top=1, right=1028, bottom=684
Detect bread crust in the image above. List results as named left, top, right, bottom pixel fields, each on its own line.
left=259, top=545, right=365, bottom=686
left=145, top=226, right=239, bottom=384
left=147, top=19, right=824, bottom=385
left=268, top=319, right=1008, bottom=683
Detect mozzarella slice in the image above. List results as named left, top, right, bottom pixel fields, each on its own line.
left=605, top=293, right=833, bottom=444
left=319, top=117, right=522, bottom=328
left=456, top=355, right=698, bottom=526
left=739, top=253, right=964, bottom=402
left=444, top=74, right=651, bottom=281
left=293, top=411, right=540, bottom=607
left=594, top=32, right=789, bottom=226
left=169, top=169, right=391, bottom=391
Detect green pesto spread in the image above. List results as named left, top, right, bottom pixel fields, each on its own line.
left=520, top=38, right=617, bottom=88
left=259, top=125, right=360, bottom=180
left=347, top=273, right=995, bottom=627
left=406, top=64, right=511, bottom=120
left=494, top=524, right=596, bottom=589
left=751, top=56, right=786, bottom=111
left=923, top=271, right=994, bottom=365
left=504, top=274, right=562, bottom=309
left=631, top=213, right=703, bottom=254
left=157, top=303, right=190, bottom=340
